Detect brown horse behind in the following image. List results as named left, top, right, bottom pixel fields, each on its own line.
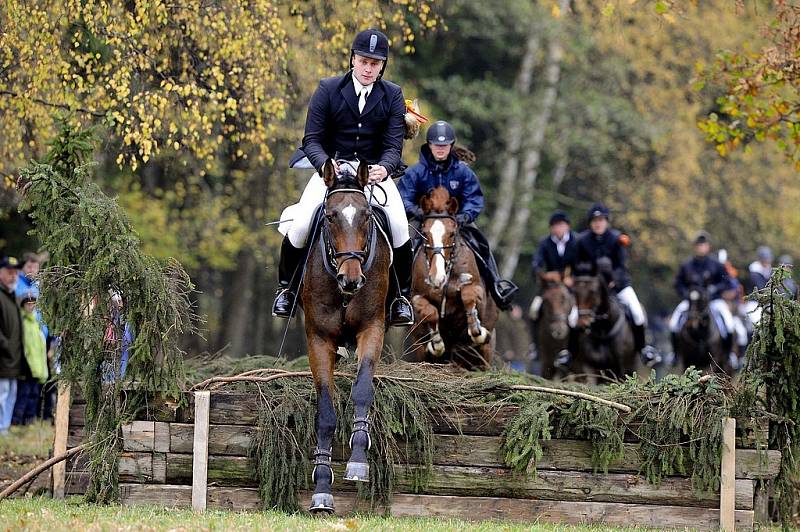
left=407, top=187, right=497, bottom=370
left=300, top=160, right=391, bottom=513
left=534, top=270, right=576, bottom=379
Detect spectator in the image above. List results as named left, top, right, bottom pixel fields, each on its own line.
left=15, top=252, right=42, bottom=299
left=0, top=256, right=26, bottom=435
left=748, top=246, right=773, bottom=292
left=778, top=255, right=797, bottom=298
left=12, top=287, right=48, bottom=425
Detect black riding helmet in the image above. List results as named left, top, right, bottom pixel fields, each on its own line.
left=587, top=202, right=610, bottom=223
left=426, top=120, right=456, bottom=145
left=351, top=29, right=390, bottom=79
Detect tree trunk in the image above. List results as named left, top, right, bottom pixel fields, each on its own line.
left=499, top=0, right=568, bottom=280
left=486, top=31, right=541, bottom=248
left=216, top=249, right=258, bottom=356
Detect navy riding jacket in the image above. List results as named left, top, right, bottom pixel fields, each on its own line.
left=301, top=72, right=406, bottom=175
left=532, top=232, right=578, bottom=274
left=576, top=229, right=631, bottom=290
left=397, top=145, right=484, bottom=223
left=674, top=256, right=730, bottom=301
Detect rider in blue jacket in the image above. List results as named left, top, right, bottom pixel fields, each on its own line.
left=398, top=121, right=518, bottom=309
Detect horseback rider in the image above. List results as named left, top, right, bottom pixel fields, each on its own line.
left=274, top=29, right=414, bottom=326
left=668, top=231, right=741, bottom=358
left=748, top=245, right=773, bottom=292
left=397, top=120, right=519, bottom=309
left=529, top=210, right=577, bottom=319
left=576, top=203, right=660, bottom=366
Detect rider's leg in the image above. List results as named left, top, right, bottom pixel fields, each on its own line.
left=669, top=300, right=689, bottom=332
left=618, top=286, right=661, bottom=366
left=273, top=174, right=327, bottom=318
left=710, top=299, right=737, bottom=359
left=373, top=178, right=414, bottom=326
left=461, top=225, right=518, bottom=310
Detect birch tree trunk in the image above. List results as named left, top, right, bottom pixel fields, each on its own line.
left=486, top=31, right=541, bottom=248
left=499, top=0, right=569, bottom=279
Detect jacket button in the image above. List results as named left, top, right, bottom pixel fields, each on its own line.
left=356, top=136, right=360, bottom=140
left=358, top=123, right=362, bottom=127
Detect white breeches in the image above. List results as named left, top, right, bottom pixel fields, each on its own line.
left=278, top=172, right=410, bottom=248
left=617, top=286, right=646, bottom=326
left=669, top=299, right=743, bottom=344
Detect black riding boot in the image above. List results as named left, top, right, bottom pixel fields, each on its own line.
left=272, top=237, right=306, bottom=318
left=462, top=225, right=519, bottom=310
left=634, top=324, right=662, bottom=368
left=388, top=241, right=414, bottom=327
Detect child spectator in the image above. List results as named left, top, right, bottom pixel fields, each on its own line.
left=12, top=287, right=48, bottom=425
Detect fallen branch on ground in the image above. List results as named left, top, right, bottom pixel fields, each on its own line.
left=191, top=370, right=418, bottom=391
left=0, top=443, right=89, bottom=501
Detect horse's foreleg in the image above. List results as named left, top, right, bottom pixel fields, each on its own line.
left=345, top=325, right=384, bottom=482
left=308, top=335, right=337, bottom=513
left=412, top=295, right=444, bottom=358
left=461, top=283, right=490, bottom=345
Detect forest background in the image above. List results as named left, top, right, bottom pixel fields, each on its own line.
left=1, top=0, right=797, bottom=358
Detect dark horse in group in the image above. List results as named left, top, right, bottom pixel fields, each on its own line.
left=534, top=270, right=576, bottom=379
left=299, top=160, right=391, bottom=513
left=572, top=270, right=637, bottom=381
left=407, top=187, right=497, bottom=370
left=674, top=286, right=729, bottom=374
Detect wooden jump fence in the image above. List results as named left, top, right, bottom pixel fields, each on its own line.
left=57, top=389, right=781, bottom=530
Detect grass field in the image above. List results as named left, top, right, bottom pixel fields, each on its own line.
left=0, top=497, right=661, bottom=532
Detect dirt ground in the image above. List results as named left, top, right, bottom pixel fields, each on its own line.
left=0, top=421, right=54, bottom=497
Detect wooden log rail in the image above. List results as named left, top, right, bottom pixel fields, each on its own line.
left=60, top=391, right=780, bottom=531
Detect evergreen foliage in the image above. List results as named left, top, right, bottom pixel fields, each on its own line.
left=16, top=122, right=194, bottom=502
left=741, top=265, right=800, bottom=527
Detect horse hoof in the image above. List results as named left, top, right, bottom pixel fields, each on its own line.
left=309, top=492, right=335, bottom=514
left=426, top=340, right=445, bottom=357
left=344, top=461, right=369, bottom=482
left=470, top=326, right=490, bottom=345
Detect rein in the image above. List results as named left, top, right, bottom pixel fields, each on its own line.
left=322, top=186, right=374, bottom=272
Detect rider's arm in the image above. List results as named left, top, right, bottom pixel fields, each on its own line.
left=532, top=239, right=547, bottom=274
left=302, top=81, right=332, bottom=173
left=376, top=86, right=406, bottom=175
left=397, top=168, right=423, bottom=219
left=459, top=167, right=484, bottom=223
left=674, top=264, right=689, bottom=300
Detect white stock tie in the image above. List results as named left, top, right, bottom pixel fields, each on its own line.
left=358, top=89, right=368, bottom=113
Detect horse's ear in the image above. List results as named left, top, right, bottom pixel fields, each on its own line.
left=446, top=196, right=459, bottom=215
left=322, top=160, right=336, bottom=187
left=563, top=265, right=572, bottom=281
left=420, top=193, right=432, bottom=214
left=356, top=161, right=370, bottom=188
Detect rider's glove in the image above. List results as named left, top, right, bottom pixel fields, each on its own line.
left=456, top=213, right=471, bottom=225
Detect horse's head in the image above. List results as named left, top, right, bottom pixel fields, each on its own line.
left=419, top=187, right=459, bottom=288
left=538, top=270, right=575, bottom=340
left=686, top=286, right=710, bottom=328
left=573, top=274, right=606, bottom=328
left=322, top=160, right=372, bottom=295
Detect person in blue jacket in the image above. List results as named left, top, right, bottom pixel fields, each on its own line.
left=398, top=121, right=518, bottom=309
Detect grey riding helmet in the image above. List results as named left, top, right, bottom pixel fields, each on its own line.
left=426, top=120, right=456, bottom=145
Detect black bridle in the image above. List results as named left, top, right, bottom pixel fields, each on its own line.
left=322, top=184, right=375, bottom=272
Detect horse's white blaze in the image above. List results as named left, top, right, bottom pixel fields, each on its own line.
left=342, top=203, right=357, bottom=227
left=430, top=220, right=447, bottom=286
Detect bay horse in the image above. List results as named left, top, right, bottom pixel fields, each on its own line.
left=408, top=187, right=497, bottom=370
left=675, top=286, right=728, bottom=373
left=572, top=273, right=637, bottom=380
left=300, top=160, right=391, bottom=513
left=535, top=270, right=576, bottom=379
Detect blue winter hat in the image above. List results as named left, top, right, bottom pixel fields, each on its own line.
left=19, top=285, right=39, bottom=303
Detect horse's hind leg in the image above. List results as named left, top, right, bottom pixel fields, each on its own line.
left=308, top=335, right=337, bottom=514
left=461, top=283, right=490, bottom=345
left=345, top=324, right=384, bottom=483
